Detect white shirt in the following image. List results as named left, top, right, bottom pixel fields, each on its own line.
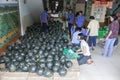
left=87, top=20, right=99, bottom=36
left=81, top=40, right=91, bottom=56
left=72, top=31, right=81, bottom=44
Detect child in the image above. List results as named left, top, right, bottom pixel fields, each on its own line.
left=76, top=33, right=93, bottom=65
left=81, top=26, right=89, bottom=41
left=71, top=28, right=81, bottom=46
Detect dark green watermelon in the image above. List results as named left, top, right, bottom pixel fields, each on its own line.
left=7, top=45, right=13, bottom=51
left=29, top=65, right=36, bottom=72
left=43, top=69, right=53, bottom=77
left=39, top=62, right=46, bottom=68
left=52, top=65, right=59, bottom=72
left=60, top=58, right=66, bottom=65
left=46, top=58, right=53, bottom=62
left=54, top=55, right=59, bottom=61
left=8, top=64, right=17, bottom=72
left=0, top=55, right=5, bottom=63
left=58, top=67, right=67, bottom=76
left=54, top=61, right=61, bottom=66
left=47, top=54, right=53, bottom=59
left=36, top=67, right=44, bottom=76
left=65, top=61, right=73, bottom=68
left=16, top=55, right=24, bottom=62
left=44, top=52, right=49, bottom=57
left=39, top=58, right=46, bottom=63
left=22, top=66, right=28, bottom=72
left=46, top=61, right=53, bottom=69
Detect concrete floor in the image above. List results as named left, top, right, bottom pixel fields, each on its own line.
left=79, top=37, right=120, bottom=80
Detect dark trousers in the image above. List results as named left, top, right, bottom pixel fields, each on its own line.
left=42, top=23, right=48, bottom=32
left=68, top=23, right=73, bottom=39
left=76, top=27, right=82, bottom=31
left=88, top=36, right=97, bottom=47
left=77, top=54, right=91, bottom=65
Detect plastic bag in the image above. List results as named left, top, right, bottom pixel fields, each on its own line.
left=63, top=48, right=80, bottom=59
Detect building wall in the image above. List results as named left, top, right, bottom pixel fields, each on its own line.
left=19, top=0, right=33, bottom=35
left=26, top=0, right=44, bottom=23
left=75, top=3, right=85, bottom=13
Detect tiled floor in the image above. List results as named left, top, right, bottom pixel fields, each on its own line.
left=79, top=37, right=120, bottom=80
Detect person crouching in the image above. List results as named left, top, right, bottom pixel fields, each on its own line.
left=76, top=33, right=93, bottom=65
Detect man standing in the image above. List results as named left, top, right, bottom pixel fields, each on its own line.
left=87, top=16, right=99, bottom=50
left=76, top=11, right=85, bottom=31
left=41, top=8, right=49, bottom=32
left=68, top=9, right=74, bottom=39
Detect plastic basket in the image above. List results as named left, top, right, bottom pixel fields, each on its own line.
left=98, top=30, right=108, bottom=38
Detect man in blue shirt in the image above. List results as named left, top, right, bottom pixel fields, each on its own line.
left=41, top=8, right=49, bottom=32
left=68, top=9, right=74, bottom=39
left=76, top=11, right=85, bottom=31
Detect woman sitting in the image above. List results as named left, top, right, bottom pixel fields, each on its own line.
left=76, top=33, right=93, bottom=65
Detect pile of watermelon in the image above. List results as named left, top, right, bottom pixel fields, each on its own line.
left=0, top=21, right=74, bottom=77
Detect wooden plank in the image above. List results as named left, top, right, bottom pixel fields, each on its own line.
left=0, top=36, right=6, bottom=43
left=53, top=71, right=80, bottom=80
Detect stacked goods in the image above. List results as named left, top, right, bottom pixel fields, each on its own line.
left=8, top=12, right=19, bottom=27
left=0, top=15, right=8, bottom=38
left=0, top=11, right=19, bottom=47
left=0, top=7, right=6, bottom=13
left=0, top=4, right=19, bottom=47
left=0, top=21, right=74, bottom=77
left=0, top=6, right=18, bottom=13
